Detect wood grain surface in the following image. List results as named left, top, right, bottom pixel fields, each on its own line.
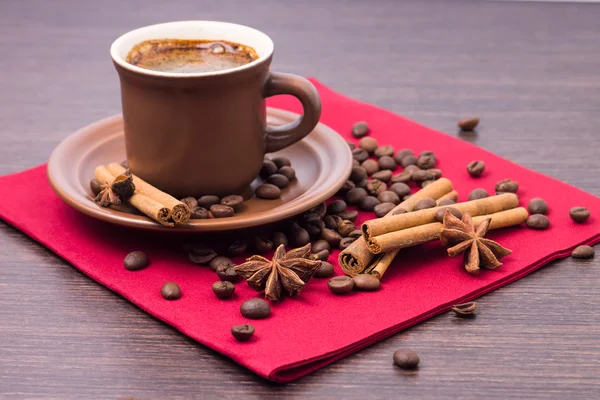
left=1, top=0, right=599, bottom=398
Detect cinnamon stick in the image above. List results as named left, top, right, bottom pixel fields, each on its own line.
left=94, top=166, right=174, bottom=227
left=106, top=163, right=190, bottom=223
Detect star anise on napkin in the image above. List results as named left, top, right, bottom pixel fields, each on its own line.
left=234, top=243, right=322, bottom=301
left=440, top=210, right=512, bottom=275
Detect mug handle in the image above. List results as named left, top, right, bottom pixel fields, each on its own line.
left=263, top=72, right=322, bottom=153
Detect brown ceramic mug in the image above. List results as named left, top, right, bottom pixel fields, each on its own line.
left=110, top=21, right=321, bottom=198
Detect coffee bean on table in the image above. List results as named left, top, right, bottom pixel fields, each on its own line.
left=359, top=137, right=379, bottom=154
left=366, top=180, right=386, bottom=196
left=378, top=156, right=397, bottom=171
left=338, top=180, right=355, bottom=195
left=198, top=195, right=221, bottom=209
left=312, top=239, right=331, bottom=254
left=217, top=265, right=241, bottom=282
left=124, top=251, right=150, bottom=271
left=389, top=182, right=411, bottom=198
left=250, top=235, right=273, bottom=253
left=394, top=149, right=415, bottom=164
left=260, top=159, right=278, bottom=178
left=272, top=156, right=291, bottom=169
left=359, top=196, right=380, bottom=212
left=352, top=121, right=370, bottom=138
left=188, top=244, right=217, bottom=264
left=313, top=249, right=330, bottom=261
left=393, top=208, right=407, bottom=215
left=161, top=282, right=181, bottom=300
left=345, top=187, right=368, bottom=205
left=352, top=148, right=369, bottom=162
left=228, top=240, right=247, bottom=256
left=417, top=154, right=436, bottom=169
left=315, top=261, right=334, bottom=278
left=352, top=274, right=381, bottom=291
left=373, top=202, right=396, bottom=218
left=400, top=154, right=418, bottom=167
left=212, top=281, right=235, bottom=299
left=528, top=198, right=548, bottom=215
left=90, top=178, right=103, bottom=196
left=278, top=166, right=296, bottom=181
left=190, top=206, right=209, bottom=219
left=356, top=177, right=369, bottom=189
left=339, top=237, right=356, bottom=250
left=180, top=196, right=199, bottom=209
left=304, top=219, right=325, bottom=239
left=324, top=215, right=342, bottom=231
left=372, top=170, right=393, bottom=183
left=348, top=230, right=363, bottom=239
left=338, top=220, right=356, bottom=237
left=570, top=207, right=590, bottom=223
left=468, top=188, right=489, bottom=201
left=267, top=174, right=289, bottom=189
left=322, top=228, right=343, bottom=247
left=378, top=191, right=400, bottom=205
left=496, top=179, right=518, bottom=194
left=347, top=140, right=356, bottom=150
left=338, top=210, right=359, bottom=222
left=352, top=159, right=360, bottom=167
left=374, top=145, right=394, bottom=158
left=438, top=199, right=456, bottom=206
left=350, top=166, right=367, bottom=183
left=272, top=231, right=289, bottom=248
left=256, top=183, right=281, bottom=199
left=526, top=214, right=550, bottom=230
left=571, top=245, right=595, bottom=259
left=458, top=116, right=480, bottom=131
left=390, top=170, right=411, bottom=184
left=411, top=169, right=433, bottom=183
left=290, top=226, right=311, bottom=247
left=434, top=207, right=462, bottom=222
left=231, top=324, right=255, bottom=342
left=210, top=204, right=234, bottom=218
left=466, top=160, right=486, bottom=177
left=361, top=159, right=380, bottom=176
left=328, top=276, right=355, bottom=294
left=327, top=199, right=347, bottom=215
left=209, top=256, right=234, bottom=272
left=240, top=298, right=271, bottom=319
left=414, top=198, right=437, bottom=211
left=393, top=349, right=420, bottom=369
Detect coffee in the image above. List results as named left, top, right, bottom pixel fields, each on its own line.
left=126, top=39, right=259, bottom=73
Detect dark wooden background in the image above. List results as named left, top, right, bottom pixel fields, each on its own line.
left=1, top=0, right=599, bottom=398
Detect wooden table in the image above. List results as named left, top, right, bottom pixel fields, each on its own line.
left=2, top=0, right=599, bottom=398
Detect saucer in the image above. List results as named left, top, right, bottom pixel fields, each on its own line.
left=48, top=108, right=352, bottom=232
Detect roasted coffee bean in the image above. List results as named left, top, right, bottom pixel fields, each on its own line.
left=451, top=301, right=478, bottom=316
left=339, top=237, right=356, bottom=250
left=411, top=169, right=433, bottom=182
left=304, top=219, right=325, bottom=239
left=278, top=166, right=296, bottom=181
left=372, top=170, right=392, bottom=183
left=322, top=228, right=343, bottom=247
left=161, top=282, right=181, bottom=300
left=390, top=171, right=411, bottom=184
left=267, top=174, right=289, bottom=189
left=393, top=208, right=407, bottom=215
left=466, top=160, right=485, bottom=177
left=352, top=159, right=360, bottom=167
left=527, top=214, right=550, bottom=230
left=374, top=145, right=394, bottom=158
left=217, top=265, right=241, bottom=282
left=328, top=276, right=355, bottom=294
left=290, top=227, right=311, bottom=247
left=417, top=154, right=436, bottom=169
left=210, top=204, right=235, bottom=218
left=212, top=281, right=235, bottom=299
left=570, top=207, right=590, bottom=223
left=228, top=240, right=248, bottom=256
left=361, top=159, right=380, bottom=176
left=400, top=154, right=418, bottom=167
left=348, top=230, right=363, bottom=239
left=307, top=202, right=327, bottom=219
left=389, top=182, right=411, bottom=198
left=260, top=159, right=278, bottom=178
left=312, top=239, right=331, bottom=254
left=350, top=166, right=367, bottom=183
left=414, top=198, right=437, bottom=211
left=347, top=140, right=356, bottom=150
left=180, top=196, right=199, bottom=209
left=378, top=191, right=400, bottom=205
left=393, top=349, right=420, bottom=369
left=190, top=206, right=209, bottom=219
left=272, top=156, right=291, bottom=169
left=338, top=220, right=356, bottom=237
left=434, top=207, right=462, bottom=222
left=366, top=179, right=387, bottom=196
left=327, top=199, right=347, bottom=215
left=421, top=180, right=434, bottom=188
left=571, top=245, right=595, bottom=259
left=124, top=251, right=150, bottom=271
left=359, top=196, right=380, bottom=212
left=458, top=116, right=480, bottom=131
left=324, top=215, right=342, bottom=231
left=352, top=121, right=370, bottom=138
left=250, top=235, right=274, bottom=253
left=378, top=156, right=397, bottom=171
left=209, top=256, right=234, bottom=272
left=356, top=177, right=369, bottom=189
left=352, top=148, right=369, bottom=162
left=528, top=198, right=548, bottom=215
left=419, top=150, right=435, bottom=158
left=313, top=249, right=330, bottom=261
left=240, top=298, right=271, bottom=319
left=353, top=274, right=381, bottom=291
left=220, top=195, right=244, bottom=209
left=496, top=179, right=519, bottom=193
left=393, top=149, right=415, bottom=164
left=345, top=187, right=368, bottom=205
left=272, top=231, right=289, bottom=248
left=468, top=188, right=489, bottom=201
left=338, top=180, right=356, bottom=195
left=188, top=244, right=217, bottom=264
left=338, top=210, right=359, bottom=222
left=315, top=261, right=334, bottom=277
left=359, top=137, right=378, bottom=154
left=374, top=202, right=396, bottom=218
left=403, top=194, right=412, bottom=201
left=255, top=183, right=281, bottom=199
left=90, top=178, right=103, bottom=196
left=231, top=324, right=255, bottom=342
left=198, top=195, right=221, bottom=209
left=438, top=199, right=456, bottom=206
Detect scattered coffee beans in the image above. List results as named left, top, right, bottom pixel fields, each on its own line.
left=290, top=226, right=310, bottom=247
left=327, top=199, right=347, bottom=215
left=366, top=180, right=387, bottom=196
left=451, top=301, right=478, bottom=316
left=400, top=154, right=418, bottom=167
left=240, top=298, right=271, bottom=319
left=190, top=207, right=209, bottom=219
left=570, top=207, right=590, bottom=223
left=338, top=220, right=356, bottom=237
left=197, top=195, right=220, bottom=209
left=394, top=149, right=415, bottom=164
left=228, top=240, right=248, bottom=256
left=260, top=160, right=278, bottom=178
left=161, top=282, right=181, bottom=300
left=188, top=244, right=217, bottom=264
left=338, top=180, right=355, bottom=195
left=278, top=166, right=296, bottom=181
left=393, top=208, right=408, bottom=215
left=378, top=156, right=397, bottom=171
left=359, top=137, right=378, bottom=154
left=372, top=169, right=392, bottom=183
left=438, top=199, right=456, bottom=206
left=217, top=265, right=241, bottom=282
left=346, top=187, right=368, bottom=205
left=352, top=121, right=370, bottom=138
left=315, top=261, right=335, bottom=278
left=209, top=256, right=234, bottom=272
left=348, top=230, right=363, bottom=239
left=210, top=204, right=234, bottom=218
left=466, top=160, right=485, bottom=177
left=374, top=145, right=394, bottom=158
left=434, top=207, right=462, bottom=222
left=180, top=196, right=199, bottom=209
left=496, top=179, right=518, bottom=194
left=374, top=202, right=396, bottom=218
left=458, top=116, right=480, bottom=131
left=391, top=170, right=412, bottom=184
left=339, top=237, right=356, bottom=250
left=353, top=274, right=381, bottom=291
left=124, top=251, right=150, bottom=271
left=378, top=191, right=400, bottom=205
left=359, top=196, right=380, bottom=212
left=231, top=324, right=255, bottom=342
left=526, top=214, right=550, bottom=230
left=313, top=249, right=330, bottom=261
left=361, top=159, right=380, bottom=176
left=272, top=156, right=291, bottom=169
left=312, top=239, right=331, bottom=254
left=417, top=154, right=436, bottom=169
left=468, top=188, right=489, bottom=201
left=323, top=215, right=342, bottom=231
left=414, top=198, right=437, bottom=211
left=212, top=281, right=235, bottom=299
left=322, top=228, right=343, bottom=247
left=328, top=276, right=355, bottom=294
left=356, top=177, right=369, bottom=189
left=352, top=148, right=369, bottom=162
left=393, top=349, right=420, bottom=369
left=350, top=166, right=367, bottom=183
left=250, top=235, right=273, bottom=253
left=347, top=140, right=356, bottom=150
left=90, top=178, right=103, bottom=196
left=338, top=210, right=359, bottom=222
left=389, top=182, right=411, bottom=198
left=528, top=198, right=548, bottom=215
left=267, top=174, right=290, bottom=189
left=255, top=183, right=281, bottom=199
left=272, top=231, right=289, bottom=248
left=571, top=245, right=595, bottom=259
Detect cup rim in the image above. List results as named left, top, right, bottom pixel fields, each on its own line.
left=110, top=20, right=274, bottom=78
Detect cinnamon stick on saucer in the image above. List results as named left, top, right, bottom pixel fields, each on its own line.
left=106, top=163, right=190, bottom=223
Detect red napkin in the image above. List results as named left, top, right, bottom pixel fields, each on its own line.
left=1, top=79, right=599, bottom=382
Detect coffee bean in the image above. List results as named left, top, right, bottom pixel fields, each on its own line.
left=313, top=249, right=330, bottom=261
left=526, top=214, right=550, bottom=230
left=250, top=235, right=273, bottom=253
left=338, top=220, right=356, bottom=237
left=378, top=191, right=400, bottom=205
left=366, top=179, right=387, bottom=196
left=338, top=180, right=355, bottom=195
left=339, top=237, right=356, bottom=250
left=217, top=265, right=241, bottom=282
left=304, top=219, right=325, bottom=239
left=389, top=182, right=411, bottom=198
left=228, top=240, right=247, bottom=256
left=403, top=194, right=412, bottom=201
left=378, top=156, right=397, bottom=171
left=291, top=227, right=311, bottom=247
left=356, top=177, right=369, bottom=189
left=571, top=245, right=595, bottom=259
left=359, top=137, right=378, bottom=154
left=328, top=276, right=355, bottom=294
left=414, top=198, right=437, bottom=211
left=393, top=149, right=415, bottom=164
left=210, top=204, right=234, bottom=218
left=260, top=160, right=278, bottom=178
left=345, top=187, right=368, bottom=205
left=231, top=324, right=255, bottom=342
left=90, top=178, right=103, bottom=196
left=359, top=196, right=380, bottom=212
left=188, top=244, right=217, bottom=264
left=312, top=239, right=331, bottom=254
left=361, top=159, right=380, bottom=176
left=371, top=170, right=392, bottom=183
left=278, top=166, right=296, bottom=181
left=338, top=210, right=359, bottom=222
left=352, top=274, right=381, bottom=291
left=417, top=154, right=436, bottom=169
left=209, top=256, right=234, bottom=272
left=352, top=121, right=370, bottom=138
left=496, top=179, right=518, bottom=193
left=350, top=166, right=367, bottom=183
left=352, top=159, right=360, bottom=167
left=458, top=116, right=480, bottom=131
left=468, top=188, right=489, bottom=201
left=374, top=145, right=394, bottom=158
left=272, top=156, right=291, bottom=169
left=322, top=228, right=343, bottom=247
left=374, top=202, right=396, bottom=218
left=393, top=349, right=420, bottom=369
left=212, top=281, right=235, bottom=299
left=311, top=261, right=333, bottom=277
left=256, top=183, right=281, bottom=199
left=348, top=230, right=363, bottom=239
left=421, top=180, right=434, bottom=188
left=240, top=298, right=271, bottom=319
left=434, top=207, right=462, bottom=222
left=161, top=282, right=181, bottom=300
left=124, top=251, right=150, bottom=271
left=347, top=140, right=356, bottom=150
left=390, top=171, right=410, bottom=184
left=307, top=202, right=327, bottom=219
left=393, top=208, right=407, bottom=215
left=528, top=198, right=548, bottom=215
left=411, top=169, right=434, bottom=182
left=324, top=215, right=342, bottom=231
left=419, top=150, right=435, bottom=158
left=190, top=206, right=209, bottom=219
left=327, top=199, right=347, bottom=215
left=570, top=207, right=590, bottom=223
left=400, top=154, right=418, bottom=168
left=438, top=199, right=456, bottom=206
left=272, top=231, right=289, bottom=248
left=352, top=148, right=369, bottom=162
left=180, top=196, right=199, bottom=209
left=466, top=160, right=485, bottom=177
left=197, top=195, right=221, bottom=209
left=266, top=173, right=289, bottom=189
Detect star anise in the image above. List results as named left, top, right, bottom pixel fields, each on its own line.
left=234, top=243, right=322, bottom=301
left=94, top=183, right=121, bottom=207
left=440, top=210, right=512, bottom=275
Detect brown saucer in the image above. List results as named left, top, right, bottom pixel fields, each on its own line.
left=47, top=108, right=352, bottom=232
